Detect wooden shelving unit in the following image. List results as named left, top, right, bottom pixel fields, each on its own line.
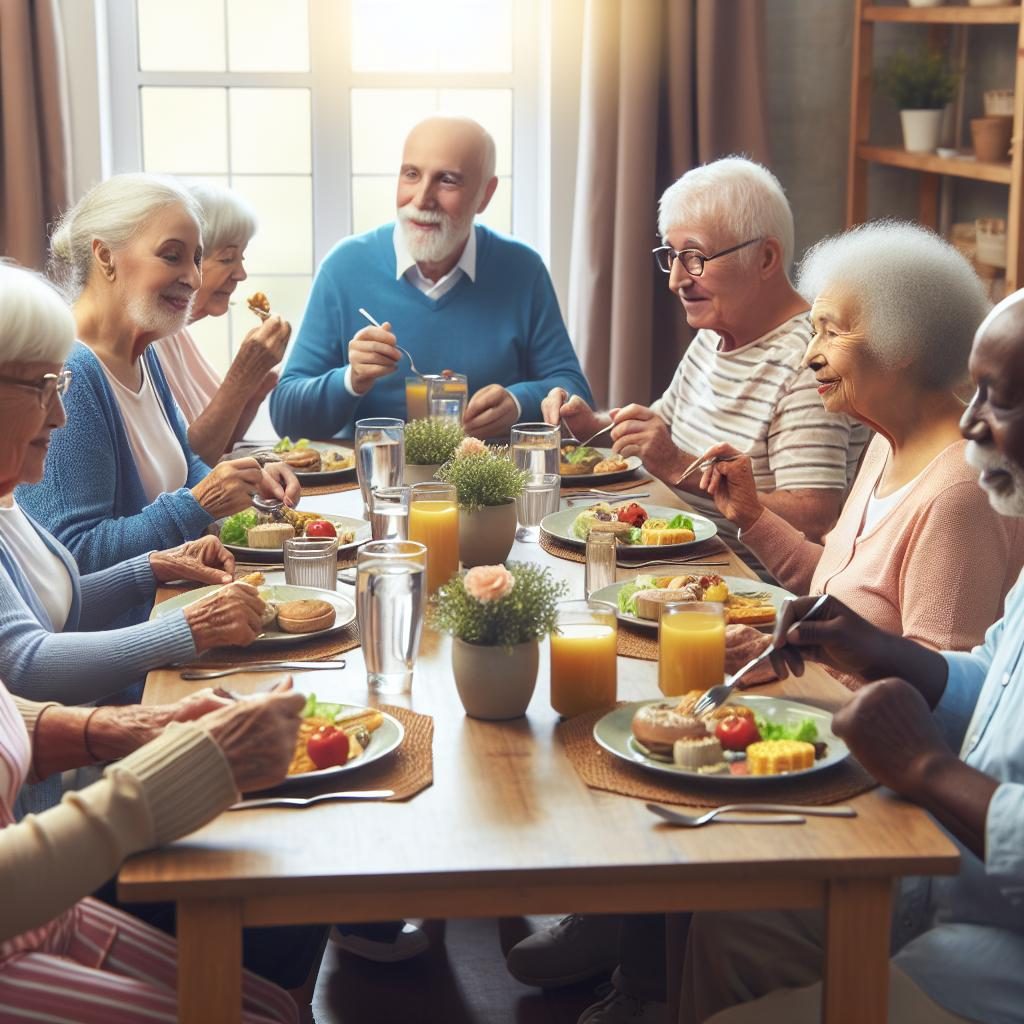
left=847, top=2, right=1024, bottom=288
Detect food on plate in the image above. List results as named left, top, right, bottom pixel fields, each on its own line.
left=633, top=586, right=704, bottom=621
left=287, top=696, right=386, bottom=775
left=221, top=505, right=354, bottom=548
left=248, top=291, right=271, bottom=320
left=226, top=572, right=278, bottom=627
left=616, top=502, right=648, bottom=528
left=304, top=519, right=337, bottom=539
left=617, top=574, right=776, bottom=626
left=320, top=449, right=355, bottom=472
left=714, top=713, right=761, bottom=752
left=746, top=739, right=816, bottom=775
left=756, top=715, right=818, bottom=744
left=306, top=725, right=350, bottom=770
left=235, top=571, right=266, bottom=587
left=245, top=522, right=295, bottom=549
left=594, top=455, right=628, bottom=474
left=631, top=702, right=708, bottom=757
left=276, top=599, right=336, bottom=634
left=639, top=522, right=695, bottom=545
left=560, top=444, right=603, bottom=475
left=672, top=735, right=726, bottom=771
left=707, top=704, right=755, bottom=724
left=219, top=509, right=259, bottom=545
left=280, top=447, right=322, bottom=472
left=273, top=436, right=310, bottom=453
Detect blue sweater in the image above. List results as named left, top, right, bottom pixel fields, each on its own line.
left=16, top=342, right=214, bottom=577
left=270, top=224, right=593, bottom=438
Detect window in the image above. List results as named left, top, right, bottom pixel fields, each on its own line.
left=106, top=0, right=541, bottom=380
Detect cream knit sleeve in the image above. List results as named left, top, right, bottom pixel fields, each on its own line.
left=0, top=722, right=237, bottom=942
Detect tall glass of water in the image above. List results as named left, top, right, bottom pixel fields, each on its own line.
left=355, top=417, right=405, bottom=515
left=511, top=422, right=560, bottom=477
left=428, top=373, right=468, bottom=424
left=356, top=540, right=427, bottom=694
left=514, top=473, right=561, bottom=542
left=370, top=486, right=410, bottom=541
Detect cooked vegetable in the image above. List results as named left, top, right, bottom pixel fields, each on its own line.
left=715, top=714, right=761, bottom=751
left=616, top=502, right=648, bottom=528
left=565, top=445, right=599, bottom=465
left=306, top=725, right=350, bottom=770
left=755, top=716, right=818, bottom=744
left=219, top=509, right=259, bottom=545
left=272, top=436, right=311, bottom=453
left=617, top=575, right=657, bottom=615
left=667, top=513, right=695, bottom=532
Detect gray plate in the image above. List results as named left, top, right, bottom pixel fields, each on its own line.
left=232, top=441, right=356, bottom=484
left=541, top=503, right=718, bottom=553
left=559, top=447, right=643, bottom=487
left=593, top=695, right=849, bottom=786
left=152, top=583, right=356, bottom=647
left=218, top=511, right=370, bottom=564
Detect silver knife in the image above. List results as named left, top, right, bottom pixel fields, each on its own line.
left=181, top=660, right=346, bottom=680
left=228, top=789, right=394, bottom=809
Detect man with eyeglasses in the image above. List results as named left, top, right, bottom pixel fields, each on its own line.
left=541, top=157, right=869, bottom=566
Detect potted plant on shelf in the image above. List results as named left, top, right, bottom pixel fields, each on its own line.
left=403, top=417, right=465, bottom=484
left=878, top=48, right=958, bottom=154
left=437, top=439, right=528, bottom=567
left=431, top=562, right=568, bottom=719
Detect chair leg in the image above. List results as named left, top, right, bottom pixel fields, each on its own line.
left=287, top=927, right=331, bottom=1018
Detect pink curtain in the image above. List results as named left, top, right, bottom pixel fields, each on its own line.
left=0, top=0, right=72, bottom=269
left=569, top=0, right=770, bottom=408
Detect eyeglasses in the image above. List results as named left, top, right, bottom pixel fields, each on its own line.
left=652, top=237, right=762, bottom=277
left=0, top=369, right=72, bottom=408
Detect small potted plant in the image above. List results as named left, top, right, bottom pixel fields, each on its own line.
left=437, top=439, right=528, bottom=567
left=403, top=417, right=465, bottom=484
left=431, top=562, right=568, bottom=719
left=878, top=48, right=958, bottom=153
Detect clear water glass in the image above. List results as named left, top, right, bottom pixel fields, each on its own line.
left=585, top=530, right=617, bottom=598
left=428, top=373, right=468, bottom=424
left=356, top=540, right=427, bottom=694
left=282, top=537, right=338, bottom=591
left=355, top=417, right=405, bottom=515
left=514, top=473, right=560, bottom=542
left=511, top=422, right=560, bottom=478
left=370, top=486, right=410, bottom=541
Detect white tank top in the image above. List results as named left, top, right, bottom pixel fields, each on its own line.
left=0, top=500, right=73, bottom=630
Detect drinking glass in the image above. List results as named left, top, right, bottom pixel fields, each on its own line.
left=355, top=417, right=405, bottom=515
left=407, top=481, right=459, bottom=594
left=356, top=540, right=426, bottom=694
left=658, top=601, right=725, bottom=698
left=585, top=530, right=617, bottom=598
left=282, top=537, right=339, bottom=591
left=549, top=599, right=618, bottom=717
left=514, top=473, right=560, bottom=542
left=405, top=377, right=429, bottom=421
left=370, top=485, right=410, bottom=541
left=428, top=372, right=468, bottom=424
left=511, top=422, right=560, bottom=478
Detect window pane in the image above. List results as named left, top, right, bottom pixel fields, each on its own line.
left=141, top=88, right=228, bottom=174
left=351, top=0, right=511, bottom=73
left=351, top=89, right=437, bottom=175
left=477, top=177, right=511, bottom=234
left=186, top=311, right=233, bottom=379
left=439, top=89, right=512, bottom=177
left=227, top=0, right=309, bottom=72
left=352, top=176, right=398, bottom=235
left=137, top=0, right=225, bottom=72
left=230, top=176, right=312, bottom=274
left=230, top=89, right=311, bottom=174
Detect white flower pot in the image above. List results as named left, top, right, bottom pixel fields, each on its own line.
left=452, top=638, right=539, bottom=719
left=403, top=463, right=441, bottom=485
left=458, top=500, right=517, bottom=568
left=900, top=109, right=944, bottom=153
left=907, top=0, right=944, bottom=7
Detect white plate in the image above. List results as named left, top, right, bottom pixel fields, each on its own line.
left=559, top=447, right=643, bottom=487
left=217, top=511, right=370, bottom=564
left=541, top=503, right=718, bottom=553
left=594, top=695, right=849, bottom=786
left=232, top=441, right=356, bottom=484
left=590, top=576, right=794, bottom=633
left=151, top=583, right=356, bottom=647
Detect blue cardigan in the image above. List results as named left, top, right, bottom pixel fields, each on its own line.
left=16, top=342, right=214, bottom=577
left=270, top=223, right=593, bottom=439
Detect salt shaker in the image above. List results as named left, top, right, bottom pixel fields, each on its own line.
left=585, top=530, right=617, bottom=598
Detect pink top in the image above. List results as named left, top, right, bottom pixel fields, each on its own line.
left=151, top=327, right=222, bottom=426
left=742, top=435, right=1024, bottom=654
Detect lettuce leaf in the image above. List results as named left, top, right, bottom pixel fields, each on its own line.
left=301, top=693, right=347, bottom=721
left=755, top=716, right=818, bottom=743
left=566, top=445, right=597, bottom=464
left=617, top=576, right=656, bottom=615
left=219, top=509, right=258, bottom=545
left=667, top=513, right=695, bottom=531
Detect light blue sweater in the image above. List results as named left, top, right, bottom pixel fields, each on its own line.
left=270, top=223, right=593, bottom=439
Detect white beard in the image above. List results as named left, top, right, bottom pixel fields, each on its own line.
left=398, top=206, right=472, bottom=266
left=126, top=291, right=193, bottom=337
left=966, top=441, right=1024, bottom=517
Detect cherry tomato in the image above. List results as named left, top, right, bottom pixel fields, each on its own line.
left=715, top=714, right=761, bottom=752
left=616, top=503, right=648, bottom=527
left=306, top=725, right=350, bottom=769
left=304, top=519, right=337, bottom=538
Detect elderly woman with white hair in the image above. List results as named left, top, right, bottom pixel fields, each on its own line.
left=152, top=182, right=291, bottom=465
left=16, top=174, right=299, bottom=580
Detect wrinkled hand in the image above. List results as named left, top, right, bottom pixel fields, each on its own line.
left=198, top=683, right=305, bottom=792
left=150, top=536, right=235, bottom=586
left=228, top=316, right=291, bottom=390
left=609, top=404, right=684, bottom=481
left=699, top=443, right=763, bottom=531
left=191, top=458, right=263, bottom=518
left=725, top=624, right=778, bottom=687
left=183, top=581, right=265, bottom=651
left=260, top=461, right=301, bottom=506
left=540, top=388, right=607, bottom=440
left=349, top=322, right=400, bottom=395
left=831, top=678, right=954, bottom=799
left=463, top=384, right=520, bottom=439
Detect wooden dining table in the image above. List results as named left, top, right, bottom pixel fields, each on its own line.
left=120, top=476, right=959, bottom=1023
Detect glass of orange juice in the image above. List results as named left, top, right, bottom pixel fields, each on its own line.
left=550, top=599, right=618, bottom=717
left=406, top=377, right=430, bottom=421
left=658, top=602, right=725, bottom=698
left=408, top=481, right=459, bottom=594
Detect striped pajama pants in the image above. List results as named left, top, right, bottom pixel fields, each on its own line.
left=0, top=897, right=297, bottom=1023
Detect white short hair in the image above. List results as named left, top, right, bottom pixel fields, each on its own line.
left=0, top=261, right=75, bottom=364
left=657, top=156, right=795, bottom=270
left=49, top=173, right=203, bottom=301
left=797, top=220, right=991, bottom=391
left=189, top=182, right=258, bottom=254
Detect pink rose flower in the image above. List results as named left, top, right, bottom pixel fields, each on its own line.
left=456, top=437, right=487, bottom=458
left=464, top=565, right=515, bottom=602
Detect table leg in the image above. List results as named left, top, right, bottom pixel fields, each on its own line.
left=665, top=913, right=689, bottom=1023
left=177, top=898, right=243, bottom=1024
left=822, top=878, right=892, bottom=1024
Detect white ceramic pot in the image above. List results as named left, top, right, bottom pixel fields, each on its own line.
left=452, top=638, right=539, bottom=719
left=403, top=463, right=441, bottom=485
left=900, top=109, right=944, bottom=153
left=458, top=500, right=517, bottom=568
left=907, top=0, right=944, bottom=7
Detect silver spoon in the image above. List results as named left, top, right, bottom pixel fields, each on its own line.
left=647, top=802, right=856, bottom=827
left=646, top=803, right=805, bottom=826
left=229, top=789, right=394, bottom=810
left=358, top=307, right=424, bottom=377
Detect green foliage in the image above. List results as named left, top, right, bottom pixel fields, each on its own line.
left=878, top=48, right=957, bottom=110
left=437, top=446, right=528, bottom=512
left=404, top=418, right=465, bottom=466
left=429, top=562, right=569, bottom=646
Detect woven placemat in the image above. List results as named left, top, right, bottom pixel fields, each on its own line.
left=617, top=622, right=658, bottom=660
left=557, top=706, right=877, bottom=808
left=191, top=620, right=361, bottom=668
left=562, top=476, right=653, bottom=493
left=300, top=478, right=360, bottom=497
left=539, top=530, right=730, bottom=567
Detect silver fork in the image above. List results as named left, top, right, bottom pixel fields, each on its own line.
left=228, top=789, right=394, bottom=810
left=616, top=557, right=729, bottom=569
left=647, top=802, right=856, bottom=827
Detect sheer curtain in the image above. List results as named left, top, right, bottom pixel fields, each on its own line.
left=0, top=0, right=71, bottom=269
left=568, top=0, right=770, bottom=409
